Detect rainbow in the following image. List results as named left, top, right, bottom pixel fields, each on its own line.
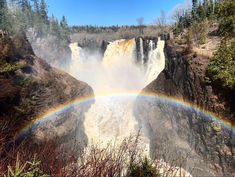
left=17, top=91, right=235, bottom=138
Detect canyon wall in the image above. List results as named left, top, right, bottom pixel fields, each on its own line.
left=137, top=40, right=234, bottom=176
left=0, top=33, right=94, bottom=151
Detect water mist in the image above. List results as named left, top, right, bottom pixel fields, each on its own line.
left=68, top=38, right=165, bottom=153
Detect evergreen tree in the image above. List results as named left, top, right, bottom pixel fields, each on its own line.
left=0, top=0, right=10, bottom=30
left=49, top=15, right=60, bottom=36
left=60, top=16, right=68, bottom=30
left=206, top=40, right=235, bottom=90
left=20, top=0, right=30, bottom=11
left=40, top=0, right=48, bottom=24
left=192, top=0, right=198, bottom=12
left=59, top=15, right=70, bottom=45
left=192, top=0, right=199, bottom=20
left=197, top=3, right=206, bottom=21
left=20, top=0, right=33, bottom=29
left=217, top=0, right=235, bottom=36
left=32, top=0, right=39, bottom=14
left=32, top=0, right=43, bottom=34
left=205, top=0, right=214, bottom=18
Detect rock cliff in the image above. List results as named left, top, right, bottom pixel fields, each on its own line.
left=0, top=33, right=94, bottom=151
left=135, top=41, right=235, bottom=176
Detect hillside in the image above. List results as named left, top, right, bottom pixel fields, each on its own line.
left=0, top=33, right=94, bottom=158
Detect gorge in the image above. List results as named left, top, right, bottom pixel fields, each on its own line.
left=29, top=36, right=233, bottom=176
left=1, top=0, right=234, bottom=176
left=1, top=33, right=234, bottom=177
left=67, top=38, right=165, bottom=150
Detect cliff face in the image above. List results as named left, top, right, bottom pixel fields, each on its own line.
left=147, top=42, right=234, bottom=120
left=0, top=33, right=94, bottom=151
left=72, top=37, right=160, bottom=64
left=137, top=41, right=235, bottom=176
left=135, top=37, right=158, bottom=64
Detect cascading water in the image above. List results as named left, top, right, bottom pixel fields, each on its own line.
left=139, top=38, right=144, bottom=64
left=145, top=38, right=165, bottom=85
left=69, top=43, right=86, bottom=64
left=103, top=39, right=136, bottom=67
left=68, top=37, right=165, bottom=152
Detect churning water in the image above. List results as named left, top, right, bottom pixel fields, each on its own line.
left=69, top=38, right=165, bottom=152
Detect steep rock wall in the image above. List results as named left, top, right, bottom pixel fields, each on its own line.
left=139, top=41, right=235, bottom=176
left=0, top=33, right=94, bottom=151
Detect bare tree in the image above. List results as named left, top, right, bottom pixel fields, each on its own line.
left=171, top=5, right=184, bottom=23
left=137, top=17, right=144, bottom=26
left=136, top=17, right=144, bottom=35
left=156, top=10, right=166, bottom=33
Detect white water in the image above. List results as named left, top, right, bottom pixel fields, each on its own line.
left=145, top=38, right=165, bottom=85
left=139, top=38, right=144, bottom=64
left=68, top=39, right=193, bottom=176
left=68, top=38, right=165, bottom=152
left=69, top=43, right=86, bottom=64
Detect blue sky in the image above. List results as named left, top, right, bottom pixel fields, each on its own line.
left=46, top=0, right=187, bottom=26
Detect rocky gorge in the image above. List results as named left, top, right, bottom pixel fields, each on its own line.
left=135, top=40, right=235, bottom=176
left=68, top=35, right=234, bottom=176
left=0, top=31, right=234, bottom=176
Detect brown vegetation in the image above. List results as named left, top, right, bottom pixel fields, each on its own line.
left=0, top=133, right=192, bottom=177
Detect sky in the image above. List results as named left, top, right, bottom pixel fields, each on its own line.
left=46, top=0, right=188, bottom=26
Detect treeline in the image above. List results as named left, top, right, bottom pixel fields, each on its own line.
left=71, top=25, right=148, bottom=34
left=174, top=0, right=234, bottom=37
left=0, top=0, right=70, bottom=46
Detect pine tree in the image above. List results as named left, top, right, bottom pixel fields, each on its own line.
left=0, top=0, right=10, bottom=31
left=192, top=0, right=198, bottom=10
left=20, top=0, right=33, bottom=29
left=59, top=15, right=70, bottom=46
left=49, top=15, right=60, bottom=36
left=20, top=0, right=30, bottom=11
left=192, top=0, right=198, bottom=20
left=60, top=16, right=68, bottom=29
left=33, top=0, right=39, bottom=14
left=197, top=2, right=206, bottom=21
left=40, top=0, right=48, bottom=24
left=32, top=0, right=44, bottom=34
left=217, top=0, right=235, bottom=36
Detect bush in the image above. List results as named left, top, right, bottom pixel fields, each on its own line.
left=1, top=136, right=192, bottom=177
left=128, top=157, right=159, bottom=177
left=191, top=20, right=208, bottom=46
left=15, top=77, right=32, bottom=87
left=217, top=0, right=235, bottom=36
left=206, top=39, right=235, bottom=90
left=0, top=62, right=21, bottom=74
left=4, top=154, right=48, bottom=177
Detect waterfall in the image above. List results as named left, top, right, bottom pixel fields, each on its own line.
left=69, top=42, right=86, bottom=62
left=139, top=38, right=144, bottom=64
left=65, top=38, right=193, bottom=176
left=83, top=39, right=149, bottom=151
left=103, top=39, right=136, bottom=67
left=69, top=42, right=88, bottom=73
left=149, top=40, right=154, bottom=51
left=67, top=37, right=165, bottom=152
left=145, top=38, right=165, bottom=85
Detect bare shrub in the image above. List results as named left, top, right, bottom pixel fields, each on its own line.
left=1, top=130, right=193, bottom=177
